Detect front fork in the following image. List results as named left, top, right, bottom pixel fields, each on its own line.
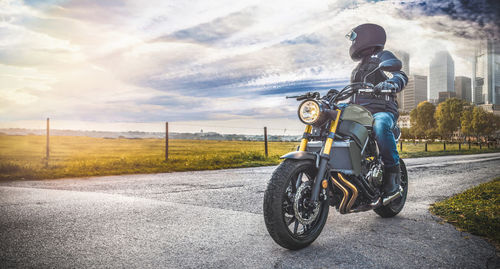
left=305, top=109, right=341, bottom=202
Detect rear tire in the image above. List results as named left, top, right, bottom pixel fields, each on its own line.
left=263, top=159, right=329, bottom=250
left=374, top=159, right=408, bottom=218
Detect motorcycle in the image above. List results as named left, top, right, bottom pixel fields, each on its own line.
left=263, top=60, right=408, bottom=250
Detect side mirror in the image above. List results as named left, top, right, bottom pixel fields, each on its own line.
left=362, top=59, right=402, bottom=84
left=378, top=59, right=402, bottom=72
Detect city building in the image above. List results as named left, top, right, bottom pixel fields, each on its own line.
left=428, top=51, right=455, bottom=103
left=438, top=91, right=456, bottom=103
left=472, top=39, right=500, bottom=105
left=455, top=76, right=472, bottom=103
left=399, top=75, right=427, bottom=112
left=393, top=50, right=410, bottom=110
left=397, top=115, right=411, bottom=129
left=479, top=104, right=500, bottom=116
left=393, top=50, right=410, bottom=75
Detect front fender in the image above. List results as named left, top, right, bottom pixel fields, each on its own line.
left=280, top=151, right=317, bottom=161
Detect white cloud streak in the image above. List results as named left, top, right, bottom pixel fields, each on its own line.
left=0, top=0, right=494, bottom=132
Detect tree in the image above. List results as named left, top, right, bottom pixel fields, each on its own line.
left=493, top=114, right=500, bottom=140
left=434, top=98, right=466, bottom=140
left=400, top=127, right=411, bottom=140
left=472, top=106, right=489, bottom=141
left=461, top=107, right=473, bottom=141
left=483, top=112, right=500, bottom=139
left=409, top=101, right=436, bottom=139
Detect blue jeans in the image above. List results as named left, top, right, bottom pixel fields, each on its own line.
left=373, top=112, right=399, bottom=168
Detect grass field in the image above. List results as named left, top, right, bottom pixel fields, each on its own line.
left=0, top=134, right=499, bottom=180
left=430, top=177, right=500, bottom=247
left=0, top=135, right=297, bottom=180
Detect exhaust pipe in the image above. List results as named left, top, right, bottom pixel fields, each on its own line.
left=337, top=173, right=358, bottom=213
left=351, top=198, right=381, bottom=212
left=330, top=176, right=349, bottom=214
left=330, top=174, right=359, bottom=214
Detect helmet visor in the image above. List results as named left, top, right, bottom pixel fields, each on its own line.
left=345, top=30, right=357, bottom=41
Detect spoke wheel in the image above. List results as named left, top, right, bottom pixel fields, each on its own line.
left=264, top=159, right=329, bottom=250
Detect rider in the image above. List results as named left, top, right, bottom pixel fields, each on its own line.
left=345, top=23, right=408, bottom=200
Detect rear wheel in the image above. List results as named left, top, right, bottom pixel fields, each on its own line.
left=263, top=159, right=329, bottom=250
left=374, top=159, right=408, bottom=218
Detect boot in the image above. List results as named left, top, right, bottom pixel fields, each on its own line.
left=382, top=164, right=401, bottom=197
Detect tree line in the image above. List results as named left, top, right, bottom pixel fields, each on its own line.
left=402, top=98, right=500, bottom=142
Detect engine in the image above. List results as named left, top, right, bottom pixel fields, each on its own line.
left=365, top=161, right=383, bottom=188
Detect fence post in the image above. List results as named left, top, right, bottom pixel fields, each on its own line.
left=165, top=122, right=169, bottom=161
left=443, top=141, right=446, bottom=151
left=264, top=127, right=268, bottom=157
left=425, top=142, right=428, bottom=152
left=469, top=141, right=471, bottom=150
left=46, top=117, right=50, bottom=167
left=400, top=140, right=403, bottom=152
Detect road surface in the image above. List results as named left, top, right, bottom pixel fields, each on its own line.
left=1, top=153, right=499, bottom=268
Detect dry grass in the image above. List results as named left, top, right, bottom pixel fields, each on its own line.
left=0, top=135, right=297, bottom=180
left=0, top=135, right=498, bottom=180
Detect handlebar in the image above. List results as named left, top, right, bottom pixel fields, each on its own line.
left=285, top=83, right=393, bottom=104
left=357, top=88, right=393, bottom=94
left=286, top=91, right=320, bottom=101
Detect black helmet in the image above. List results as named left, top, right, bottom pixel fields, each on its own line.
left=346, top=23, right=386, bottom=61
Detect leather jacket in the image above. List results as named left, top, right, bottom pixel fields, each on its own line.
left=350, top=50, right=408, bottom=119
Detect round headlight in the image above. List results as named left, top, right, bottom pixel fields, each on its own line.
left=298, top=100, right=321, bottom=124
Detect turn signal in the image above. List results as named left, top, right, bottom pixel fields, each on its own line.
left=321, top=179, right=328, bottom=189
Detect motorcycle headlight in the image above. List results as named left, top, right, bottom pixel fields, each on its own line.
left=298, top=100, right=323, bottom=125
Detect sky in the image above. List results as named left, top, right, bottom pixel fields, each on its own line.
left=0, top=0, right=499, bottom=134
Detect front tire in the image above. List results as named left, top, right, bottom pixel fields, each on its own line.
left=263, top=159, right=329, bottom=250
left=374, top=159, right=408, bottom=218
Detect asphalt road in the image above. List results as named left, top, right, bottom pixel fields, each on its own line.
left=1, top=153, right=499, bottom=268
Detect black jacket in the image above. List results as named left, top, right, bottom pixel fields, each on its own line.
left=350, top=50, right=408, bottom=119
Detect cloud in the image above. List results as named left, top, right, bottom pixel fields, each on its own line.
left=0, top=0, right=496, bottom=131
left=258, top=79, right=349, bottom=95
left=163, top=7, right=256, bottom=44
left=399, top=0, right=500, bottom=40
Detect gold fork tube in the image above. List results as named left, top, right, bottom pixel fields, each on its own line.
left=322, top=109, right=342, bottom=155
left=298, top=125, right=313, bottom=151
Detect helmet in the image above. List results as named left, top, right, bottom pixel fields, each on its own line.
left=346, top=23, right=386, bottom=61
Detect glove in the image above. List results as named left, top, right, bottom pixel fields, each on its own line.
left=374, top=81, right=397, bottom=94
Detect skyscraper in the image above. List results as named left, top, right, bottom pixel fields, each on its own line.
left=455, top=76, right=472, bottom=103
left=401, top=75, right=427, bottom=112
left=393, top=50, right=410, bottom=110
left=393, top=50, right=410, bottom=75
left=438, top=91, right=456, bottom=103
left=428, top=51, right=455, bottom=103
left=472, top=39, right=500, bottom=105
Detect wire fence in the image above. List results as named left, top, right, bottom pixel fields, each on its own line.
left=2, top=118, right=498, bottom=166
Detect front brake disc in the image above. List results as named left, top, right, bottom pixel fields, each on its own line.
left=293, top=181, right=320, bottom=225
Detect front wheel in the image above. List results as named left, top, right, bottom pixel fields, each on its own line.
left=263, top=159, right=329, bottom=250
left=374, top=159, right=409, bottom=218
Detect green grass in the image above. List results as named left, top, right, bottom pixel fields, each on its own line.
left=398, top=142, right=500, bottom=158
left=430, top=178, right=500, bottom=247
left=0, top=135, right=498, bottom=180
